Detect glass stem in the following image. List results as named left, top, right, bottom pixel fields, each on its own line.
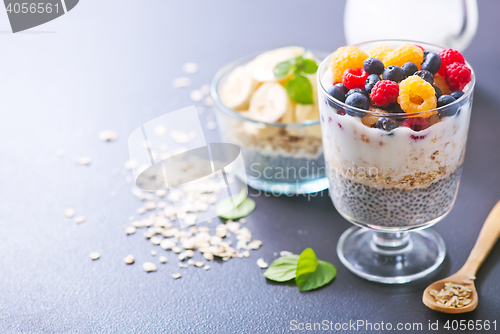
left=372, top=231, right=410, bottom=252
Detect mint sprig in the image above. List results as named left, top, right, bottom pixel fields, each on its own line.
left=273, top=54, right=318, bottom=105
left=263, top=248, right=337, bottom=291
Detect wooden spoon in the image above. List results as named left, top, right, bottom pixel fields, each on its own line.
left=423, top=199, right=500, bottom=313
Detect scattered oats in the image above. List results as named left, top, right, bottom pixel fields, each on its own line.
left=89, top=252, right=100, bottom=260
left=145, top=202, right=156, bottom=210
left=189, top=226, right=197, bottom=235
left=430, top=282, right=473, bottom=308
left=75, top=157, right=91, bottom=165
left=157, top=201, right=167, bottom=209
left=153, top=125, right=167, bottom=137
left=203, top=96, right=214, bottom=107
left=207, top=218, right=213, bottom=224
left=75, top=216, right=86, bottom=224
left=151, top=250, right=157, bottom=256
left=216, top=229, right=227, bottom=238
left=206, top=121, right=217, bottom=130
left=226, top=221, right=240, bottom=233
left=248, top=240, right=262, bottom=250
left=203, top=265, right=210, bottom=271
left=280, top=251, right=294, bottom=257
left=178, top=263, right=188, bottom=268
left=222, top=257, right=229, bottom=261
left=172, top=77, right=191, bottom=88
left=124, top=254, right=135, bottom=264
left=187, top=259, right=194, bottom=265
left=64, top=208, right=75, bottom=218
left=203, top=252, right=214, bottom=261
left=172, top=273, right=182, bottom=279
left=125, top=226, right=136, bottom=235
left=155, top=189, right=167, bottom=197
left=56, top=149, right=65, bottom=157
left=99, top=130, right=118, bottom=142
left=170, top=130, right=190, bottom=144
left=137, top=207, right=146, bottom=215
left=201, top=84, right=210, bottom=95
left=172, top=247, right=183, bottom=254
left=178, top=252, right=187, bottom=261
left=150, top=237, right=162, bottom=245
left=162, top=228, right=178, bottom=238
left=239, top=218, right=247, bottom=224
left=243, top=250, right=250, bottom=258
left=194, top=261, right=205, bottom=267
left=159, top=256, right=168, bottom=264
left=190, top=90, right=203, bottom=102
left=183, top=62, right=199, bottom=74
left=143, top=262, right=157, bottom=272
left=257, top=258, right=268, bottom=268
left=198, top=226, right=210, bottom=233
left=185, top=250, right=195, bottom=258
left=183, top=214, right=197, bottom=226
left=468, top=275, right=476, bottom=280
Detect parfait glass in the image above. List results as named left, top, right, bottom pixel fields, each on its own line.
left=317, top=40, right=475, bottom=283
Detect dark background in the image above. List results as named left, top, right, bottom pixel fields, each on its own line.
left=0, top=0, right=499, bottom=333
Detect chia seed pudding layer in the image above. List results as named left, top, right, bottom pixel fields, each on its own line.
left=329, top=165, right=462, bottom=228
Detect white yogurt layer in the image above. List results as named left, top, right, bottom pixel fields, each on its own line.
left=320, top=71, right=471, bottom=189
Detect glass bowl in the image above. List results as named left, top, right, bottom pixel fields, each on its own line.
left=318, top=40, right=475, bottom=283
left=211, top=50, right=330, bottom=195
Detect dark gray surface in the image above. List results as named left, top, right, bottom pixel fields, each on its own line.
left=0, top=1, right=499, bottom=333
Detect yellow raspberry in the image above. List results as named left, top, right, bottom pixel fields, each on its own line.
left=367, top=45, right=393, bottom=61
left=397, top=76, right=437, bottom=117
left=383, top=44, right=424, bottom=70
left=433, top=74, right=451, bottom=95
left=330, top=46, right=368, bottom=83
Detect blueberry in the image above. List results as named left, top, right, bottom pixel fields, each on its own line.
left=375, top=117, right=399, bottom=131
left=345, top=92, right=370, bottom=112
left=382, top=65, right=404, bottom=83
left=415, top=70, right=434, bottom=84
left=346, top=88, right=368, bottom=97
left=421, top=52, right=442, bottom=75
left=376, top=102, right=396, bottom=111
left=401, top=62, right=418, bottom=78
left=450, top=90, right=465, bottom=100
left=335, top=83, right=349, bottom=94
left=433, top=86, right=442, bottom=100
left=365, top=74, right=381, bottom=94
left=438, top=95, right=458, bottom=117
left=363, top=58, right=384, bottom=75
left=327, top=85, right=346, bottom=103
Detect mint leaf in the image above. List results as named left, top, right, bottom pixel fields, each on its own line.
left=295, top=248, right=336, bottom=291
left=285, top=74, right=314, bottom=105
left=274, top=60, right=294, bottom=79
left=263, top=255, right=300, bottom=282
left=299, top=59, right=318, bottom=74
left=216, top=189, right=256, bottom=220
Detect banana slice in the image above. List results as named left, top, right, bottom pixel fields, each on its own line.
left=245, top=46, right=305, bottom=83
left=219, top=66, right=258, bottom=111
left=295, top=103, right=320, bottom=122
left=248, top=82, right=293, bottom=123
left=280, top=103, right=296, bottom=123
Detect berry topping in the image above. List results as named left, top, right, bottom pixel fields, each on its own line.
left=330, top=46, right=368, bottom=82
left=365, top=74, right=381, bottom=94
left=414, top=70, right=434, bottom=84
left=401, top=62, right=418, bottom=78
left=367, top=45, right=393, bottom=61
left=438, top=48, right=465, bottom=76
left=327, top=85, right=346, bottom=103
left=421, top=52, right=442, bottom=75
left=383, top=44, right=424, bottom=69
left=335, top=83, right=349, bottom=94
left=433, top=86, right=442, bottom=99
left=345, top=92, right=370, bottom=111
left=450, top=90, right=465, bottom=100
left=401, top=117, right=431, bottom=132
left=342, top=68, right=369, bottom=89
left=375, top=117, right=399, bottom=131
left=371, top=80, right=399, bottom=107
left=445, top=62, right=472, bottom=91
left=437, top=95, right=458, bottom=117
left=363, top=58, right=385, bottom=75
left=382, top=65, right=404, bottom=83
left=397, top=76, right=437, bottom=116
left=346, top=88, right=369, bottom=97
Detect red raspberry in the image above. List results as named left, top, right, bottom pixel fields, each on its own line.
left=342, top=68, right=369, bottom=90
left=370, top=80, right=399, bottom=107
left=415, top=45, right=425, bottom=52
left=401, top=117, right=431, bottom=132
left=445, top=62, right=472, bottom=91
left=438, top=48, right=465, bottom=76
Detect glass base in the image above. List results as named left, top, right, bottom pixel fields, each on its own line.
left=235, top=169, right=329, bottom=195
left=337, top=227, right=446, bottom=284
